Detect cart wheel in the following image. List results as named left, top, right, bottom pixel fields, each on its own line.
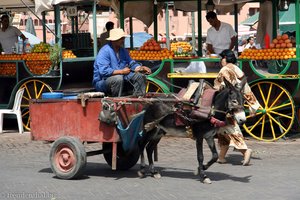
left=146, top=80, right=164, bottom=93
left=243, top=81, right=295, bottom=141
left=19, top=80, right=52, bottom=131
left=102, top=143, right=140, bottom=170
left=50, top=136, right=86, bottom=179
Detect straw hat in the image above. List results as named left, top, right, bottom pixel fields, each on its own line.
left=106, top=28, right=128, bottom=41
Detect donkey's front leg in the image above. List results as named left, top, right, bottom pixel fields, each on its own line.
left=203, top=132, right=218, bottom=170
left=195, top=137, right=212, bottom=184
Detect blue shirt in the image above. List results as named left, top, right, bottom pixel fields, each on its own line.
left=93, top=43, right=140, bottom=92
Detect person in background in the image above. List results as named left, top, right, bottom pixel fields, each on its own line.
left=244, top=36, right=256, bottom=49
left=205, top=11, right=237, bottom=55
left=214, top=49, right=260, bottom=166
left=98, top=21, right=114, bottom=49
left=93, top=28, right=151, bottom=97
left=0, top=14, right=26, bottom=54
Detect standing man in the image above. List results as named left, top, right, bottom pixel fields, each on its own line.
left=98, top=21, right=114, bottom=49
left=205, top=11, right=237, bottom=55
left=0, top=14, right=26, bottom=54
left=93, top=28, right=151, bottom=97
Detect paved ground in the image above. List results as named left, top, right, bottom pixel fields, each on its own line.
left=0, top=130, right=300, bottom=200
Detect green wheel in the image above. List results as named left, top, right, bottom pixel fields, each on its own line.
left=19, top=79, right=53, bottom=131
left=243, top=81, right=295, bottom=141
left=146, top=80, right=164, bottom=93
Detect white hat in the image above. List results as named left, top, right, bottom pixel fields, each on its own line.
left=106, top=28, right=128, bottom=41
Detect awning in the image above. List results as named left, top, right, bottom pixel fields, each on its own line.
left=279, top=3, right=298, bottom=33
left=240, top=12, right=259, bottom=26
left=241, top=3, right=298, bottom=33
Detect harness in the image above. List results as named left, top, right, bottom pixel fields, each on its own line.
left=178, top=79, right=227, bottom=127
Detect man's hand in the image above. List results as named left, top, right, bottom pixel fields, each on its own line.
left=121, top=67, right=131, bottom=75
left=135, top=66, right=151, bottom=74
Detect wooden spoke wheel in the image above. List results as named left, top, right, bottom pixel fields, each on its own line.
left=19, top=80, right=53, bottom=131
left=146, top=80, right=164, bottom=93
left=243, top=81, right=295, bottom=141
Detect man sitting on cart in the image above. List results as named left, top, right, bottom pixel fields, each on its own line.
left=93, top=28, right=151, bottom=97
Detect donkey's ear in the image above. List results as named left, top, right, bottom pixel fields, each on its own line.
left=236, top=76, right=247, bottom=91
left=224, top=78, right=234, bottom=89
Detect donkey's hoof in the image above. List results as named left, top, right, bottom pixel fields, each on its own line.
left=202, top=177, right=212, bottom=184
left=152, top=172, right=161, bottom=179
left=137, top=170, right=146, bottom=178
left=193, top=169, right=199, bottom=176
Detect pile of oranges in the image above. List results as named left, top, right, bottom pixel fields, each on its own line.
left=129, top=48, right=173, bottom=60
left=129, top=38, right=173, bottom=60
left=239, top=33, right=297, bottom=60
left=0, top=50, right=77, bottom=76
left=270, top=34, right=295, bottom=49
left=0, top=63, right=16, bottom=76
left=139, top=38, right=161, bottom=51
left=239, top=48, right=296, bottom=60
left=170, top=41, right=192, bottom=53
left=62, top=50, right=77, bottom=59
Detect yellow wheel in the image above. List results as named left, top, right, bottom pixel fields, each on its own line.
left=243, top=81, right=295, bottom=141
left=146, top=80, right=164, bottom=93
left=19, top=80, right=53, bottom=131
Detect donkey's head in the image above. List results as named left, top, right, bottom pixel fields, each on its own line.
left=213, top=77, right=246, bottom=125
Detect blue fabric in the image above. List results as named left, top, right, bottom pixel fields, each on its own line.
left=117, top=110, right=145, bottom=152
left=93, top=42, right=140, bottom=92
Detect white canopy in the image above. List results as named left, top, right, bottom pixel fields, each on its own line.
left=0, top=0, right=35, bottom=10
left=32, top=0, right=250, bottom=27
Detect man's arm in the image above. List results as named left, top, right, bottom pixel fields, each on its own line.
left=206, top=44, right=214, bottom=54
left=229, top=35, right=237, bottom=51
left=20, top=33, right=27, bottom=41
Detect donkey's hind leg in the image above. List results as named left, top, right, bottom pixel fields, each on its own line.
left=137, top=150, right=147, bottom=178
left=146, top=137, right=162, bottom=179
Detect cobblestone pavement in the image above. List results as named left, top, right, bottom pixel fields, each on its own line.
left=0, top=131, right=300, bottom=200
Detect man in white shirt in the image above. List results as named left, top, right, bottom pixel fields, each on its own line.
left=0, top=14, right=26, bottom=54
left=205, top=11, right=237, bottom=55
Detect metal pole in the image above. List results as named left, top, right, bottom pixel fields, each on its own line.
left=165, top=2, right=170, bottom=50
left=71, top=17, right=75, bottom=34
left=120, top=0, right=124, bottom=29
left=153, top=0, right=158, bottom=41
left=272, top=0, right=278, bottom=38
left=197, top=0, right=202, bottom=57
left=296, top=0, right=300, bottom=58
left=54, top=5, right=61, bottom=44
left=42, top=12, right=46, bottom=43
left=234, top=4, right=238, bottom=52
left=93, top=0, right=98, bottom=57
left=130, top=17, right=133, bottom=49
left=191, top=12, right=196, bottom=55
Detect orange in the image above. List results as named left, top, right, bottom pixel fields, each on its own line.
left=281, top=43, right=287, bottom=48
left=277, top=35, right=282, bottom=40
left=282, top=34, right=289, bottom=40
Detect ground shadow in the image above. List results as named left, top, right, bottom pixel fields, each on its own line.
left=225, top=154, right=262, bottom=166
left=39, top=162, right=252, bottom=183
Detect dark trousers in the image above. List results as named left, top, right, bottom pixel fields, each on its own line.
left=105, top=73, right=146, bottom=97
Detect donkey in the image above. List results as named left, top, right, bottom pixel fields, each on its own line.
left=138, top=78, right=247, bottom=183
